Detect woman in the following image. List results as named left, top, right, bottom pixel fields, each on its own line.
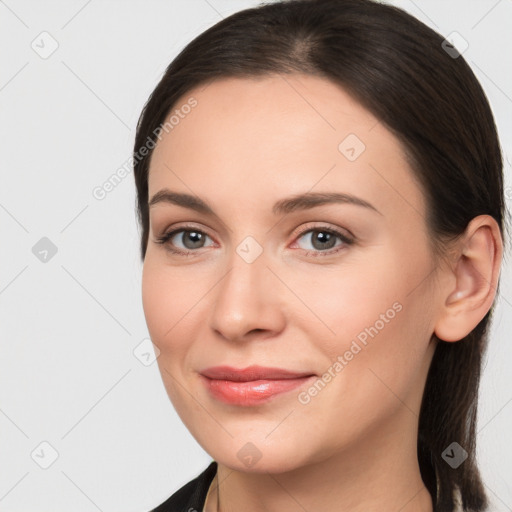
left=132, top=0, right=506, bottom=510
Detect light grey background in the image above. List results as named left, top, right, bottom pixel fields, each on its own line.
left=1, top=1, right=511, bottom=511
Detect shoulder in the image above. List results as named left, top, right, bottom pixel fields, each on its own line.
left=149, top=461, right=218, bottom=512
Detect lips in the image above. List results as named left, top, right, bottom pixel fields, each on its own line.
left=199, top=365, right=316, bottom=406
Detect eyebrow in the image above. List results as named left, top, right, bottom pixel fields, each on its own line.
left=148, top=189, right=382, bottom=217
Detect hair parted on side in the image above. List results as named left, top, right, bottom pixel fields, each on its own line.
left=132, top=1, right=507, bottom=510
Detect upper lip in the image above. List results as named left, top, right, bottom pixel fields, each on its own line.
left=200, top=365, right=315, bottom=382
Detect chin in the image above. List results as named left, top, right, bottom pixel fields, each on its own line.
left=197, top=434, right=317, bottom=475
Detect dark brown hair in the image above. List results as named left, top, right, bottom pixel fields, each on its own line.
left=132, top=1, right=507, bottom=510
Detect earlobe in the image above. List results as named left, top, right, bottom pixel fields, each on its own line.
left=434, top=215, right=503, bottom=343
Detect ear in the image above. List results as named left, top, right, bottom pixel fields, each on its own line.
left=434, top=215, right=503, bottom=342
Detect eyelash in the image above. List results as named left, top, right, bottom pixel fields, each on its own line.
left=155, top=222, right=354, bottom=258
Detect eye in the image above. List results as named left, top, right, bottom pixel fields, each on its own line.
left=155, top=224, right=215, bottom=256
left=154, top=223, right=354, bottom=257
left=292, top=225, right=354, bottom=257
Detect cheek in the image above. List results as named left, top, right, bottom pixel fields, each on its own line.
left=307, top=264, right=433, bottom=421
left=286, top=254, right=405, bottom=352
left=141, top=260, right=198, bottom=404
left=141, top=261, right=169, bottom=341
left=293, top=247, right=430, bottom=392
left=141, top=257, right=203, bottom=346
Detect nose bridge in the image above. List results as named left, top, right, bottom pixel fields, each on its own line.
left=218, top=237, right=269, bottom=314
left=209, top=235, right=282, bottom=340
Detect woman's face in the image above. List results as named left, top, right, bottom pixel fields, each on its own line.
left=142, top=74, right=440, bottom=472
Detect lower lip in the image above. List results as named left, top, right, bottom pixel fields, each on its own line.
left=200, top=375, right=315, bottom=406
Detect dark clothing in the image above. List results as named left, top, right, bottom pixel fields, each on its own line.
left=150, top=461, right=218, bottom=512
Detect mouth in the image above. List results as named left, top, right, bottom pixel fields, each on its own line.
left=199, top=365, right=316, bottom=406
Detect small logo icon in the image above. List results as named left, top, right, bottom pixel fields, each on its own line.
left=236, top=236, right=263, bottom=264
left=31, top=31, right=59, bottom=59
left=133, top=338, right=160, bottom=366
left=31, top=441, right=59, bottom=469
left=441, top=32, right=469, bottom=59
left=237, top=442, right=263, bottom=468
left=338, top=133, right=366, bottom=161
left=441, top=441, right=468, bottom=468
left=32, top=237, right=58, bottom=263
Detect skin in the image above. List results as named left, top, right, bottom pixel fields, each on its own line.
left=142, top=74, right=502, bottom=512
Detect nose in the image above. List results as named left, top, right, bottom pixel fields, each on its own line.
left=208, top=244, right=286, bottom=343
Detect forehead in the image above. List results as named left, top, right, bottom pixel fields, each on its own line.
left=147, top=74, right=425, bottom=223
